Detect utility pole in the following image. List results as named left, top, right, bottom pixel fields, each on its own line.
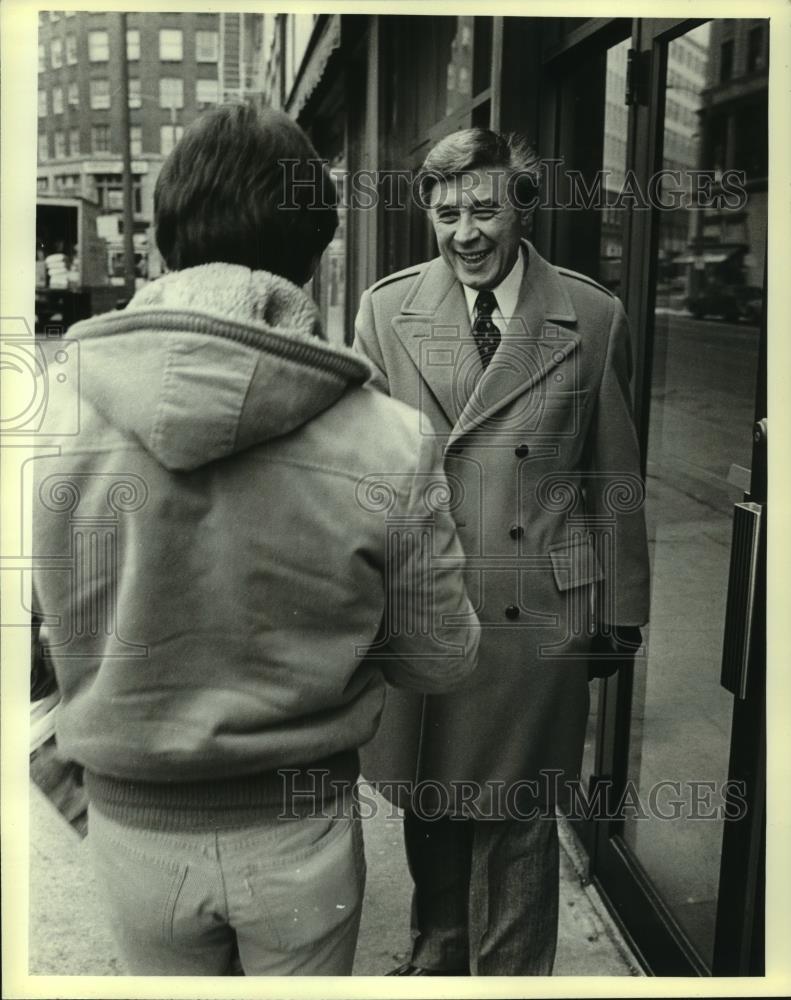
left=117, top=12, right=136, bottom=302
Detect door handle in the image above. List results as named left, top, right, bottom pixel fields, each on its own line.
left=720, top=501, right=763, bottom=699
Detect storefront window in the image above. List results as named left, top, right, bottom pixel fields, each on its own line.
left=397, top=16, right=493, bottom=157
left=578, top=36, right=632, bottom=796
left=445, top=17, right=474, bottom=114
left=597, top=39, right=630, bottom=295
left=315, top=155, right=347, bottom=346
left=623, top=20, right=766, bottom=968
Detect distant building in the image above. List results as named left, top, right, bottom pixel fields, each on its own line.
left=36, top=10, right=263, bottom=280
left=695, top=19, right=768, bottom=286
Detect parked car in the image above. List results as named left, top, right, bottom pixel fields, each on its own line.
left=685, top=284, right=763, bottom=324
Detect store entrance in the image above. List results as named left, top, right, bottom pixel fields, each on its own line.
left=542, top=17, right=767, bottom=975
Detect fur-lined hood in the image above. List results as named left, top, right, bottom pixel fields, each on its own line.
left=67, top=263, right=371, bottom=471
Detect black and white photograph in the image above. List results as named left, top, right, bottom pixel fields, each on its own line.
left=1, top=1, right=789, bottom=996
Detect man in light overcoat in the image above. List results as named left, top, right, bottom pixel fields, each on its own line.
left=354, top=128, right=650, bottom=976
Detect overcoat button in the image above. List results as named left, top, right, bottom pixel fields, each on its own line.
left=509, top=525, right=524, bottom=539
left=515, top=444, right=530, bottom=457
left=505, top=605, right=520, bottom=620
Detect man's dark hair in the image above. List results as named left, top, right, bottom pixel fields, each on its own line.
left=416, top=128, right=540, bottom=209
left=154, top=103, right=338, bottom=285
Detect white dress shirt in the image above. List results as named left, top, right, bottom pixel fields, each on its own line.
left=462, top=246, right=525, bottom=336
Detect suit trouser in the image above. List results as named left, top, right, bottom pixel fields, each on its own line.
left=404, top=810, right=559, bottom=975
left=87, top=804, right=366, bottom=975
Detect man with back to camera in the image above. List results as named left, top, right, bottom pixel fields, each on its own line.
left=30, top=105, right=481, bottom=977
left=354, top=128, right=650, bottom=976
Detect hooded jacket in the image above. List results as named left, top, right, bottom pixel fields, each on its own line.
left=32, top=264, right=479, bottom=821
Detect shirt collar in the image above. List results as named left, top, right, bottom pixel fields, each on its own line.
left=462, top=245, right=525, bottom=323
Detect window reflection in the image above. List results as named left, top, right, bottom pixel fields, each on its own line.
left=598, top=39, right=630, bottom=295
left=623, top=20, right=766, bottom=969
left=445, top=17, right=474, bottom=114
left=316, top=157, right=347, bottom=346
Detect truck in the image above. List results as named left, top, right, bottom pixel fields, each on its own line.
left=35, top=195, right=128, bottom=333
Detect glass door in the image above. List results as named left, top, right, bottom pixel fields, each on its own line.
left=540, top=15, right=767, bottom=974
left=587, top=18, right=767, bottom=974
left=536, top=23, right=635, bottom=850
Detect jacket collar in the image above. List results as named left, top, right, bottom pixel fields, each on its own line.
left=391, top=241, right=579, bottom=435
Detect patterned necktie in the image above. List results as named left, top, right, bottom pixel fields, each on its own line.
left=473, top=290, right=500, bottom=369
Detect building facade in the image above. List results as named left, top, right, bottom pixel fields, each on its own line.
left=252, top=14, right=768, bottom=977
left=36, top=10, right=263, bottom=281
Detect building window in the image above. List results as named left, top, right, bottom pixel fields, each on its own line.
left=54, top=173, right=80, bottom=194
left=39, top=43, right=45, bottom=72
left=127, top=78, right=141, bottom=108
left=159, top=77, right=183, bottom=110
left=89, top=30, right=109, bottom=62
left=90, top=79, right=111, bottom=110
left=38, top=90, right=47, bottom=117
left=720, top=39, right=734, bottom=82
left=196, top=78, right=219, bottom=107
left=51, top=38, right=63, bottom=68
left=130, top=125, right=142, bottom=157
left=91, top=124, right=111, bottom=153
left=195, top=30, right=219, bottom=63
left=159, top=29, right=183, bottom=61
left=67, top=81, right=79, bottom=106
left=69, top=127, right=80, bottom=156
left=38, top=132, right=50, bottom=161
left=747, top=25, right=766, bottom=73
left=52, top=86, right=63, bottom=115
left=38, top=176, right=50, bottom=193
left=66, top=33, right=77, bottom=64
left=127, top=29, right=140, bottom=61
left=54, top=131, right=66, bottom=159
left=160, top=123, right=184, bottom=156
left=95, top=174, right=143, bottom=213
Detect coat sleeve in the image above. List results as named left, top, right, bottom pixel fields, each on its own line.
left=368, top=431, right=481, bottom=694
left=585, top=297, right=651, bottom=627
left=353, top=290, right=390, bottom=395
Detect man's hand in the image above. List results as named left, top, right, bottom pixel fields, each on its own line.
left=588, top=626, right=643, bottom=680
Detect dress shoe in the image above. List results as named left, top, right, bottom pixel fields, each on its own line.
left=387, top=962, right=469, bottom=975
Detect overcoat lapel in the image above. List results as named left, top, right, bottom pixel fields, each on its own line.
left=390, top=242, right=582, bottom=439
left=448, top=243, right=581, bottom=445
left=391, top=258, right=481, bottom=426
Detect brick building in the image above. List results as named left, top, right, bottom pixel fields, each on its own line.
left=36, top=10, right=264, bottom=279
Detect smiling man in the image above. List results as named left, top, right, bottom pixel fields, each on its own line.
left=353, top=128, right=650, bottom=976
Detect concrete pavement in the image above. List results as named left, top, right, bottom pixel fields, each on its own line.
left=28, top=781, right=642, bottom=978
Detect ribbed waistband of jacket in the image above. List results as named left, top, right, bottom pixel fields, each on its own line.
left=85, top=750, right=360, bottom=832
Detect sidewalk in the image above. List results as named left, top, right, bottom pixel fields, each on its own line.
left=28, top=781, right=643, bottom=978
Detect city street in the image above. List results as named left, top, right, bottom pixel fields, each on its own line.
left=14, top=7, right=771, bottom=978
left=651, top=311, right=760, bottom=490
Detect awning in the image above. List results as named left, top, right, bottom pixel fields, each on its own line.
left=287, top=15, right=342, bottom=119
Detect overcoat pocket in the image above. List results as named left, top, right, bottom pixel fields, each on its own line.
left=547, top=537, right=604, bottom=591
